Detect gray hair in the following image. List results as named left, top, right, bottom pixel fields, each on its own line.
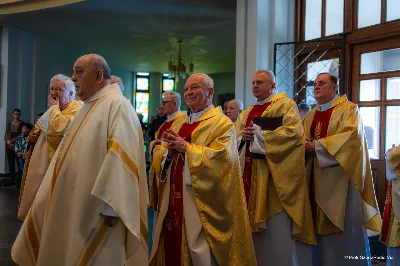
left=88, top=54, right=111, bottom=80
left=111, top=75, right=124, bottom=92
left=255, top=69, right=276, bottom=83
left=163, top=91, right=181, bottom=109
left=190, top=73, right=214, bottom=89
left=233, top=99, right=244, bottom=111
left=50, top=74, right=76, bottom=99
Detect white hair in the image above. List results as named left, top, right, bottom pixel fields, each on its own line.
left=232, top=99, right=244, bottom=111
left=50, top=74, right=76, bottom=99
left=190, top=73, right=214, bottom=89
left=111, top=75, right=124, bottom=92
left=162, top=91, right=181, bottom=109
left=255, top=69, right=276, bottom=83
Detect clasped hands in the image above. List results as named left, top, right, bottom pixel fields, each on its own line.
left=162, top=129, right=187, bottom=158
left=305, top=138, right=316, bottom=154
left=242, top=122, right=255, bottom=141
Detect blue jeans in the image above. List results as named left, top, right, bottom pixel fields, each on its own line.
left=17, top=157, right=24, bottom=173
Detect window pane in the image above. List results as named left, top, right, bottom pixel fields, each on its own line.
left=358, top=0, right=381, bottom=29
left=359, top=79, right=381, bottom=101
left=163, top=78, right=175, bottom=92
left=386, top=106, right=400, bottom=152
left=307, top=58, right=339, bottom=81
left=361, top=48, right=400, bottom=74
left=387, top=0, right=400, bottom=22
left=137, top=77, right=149, bottom=91
left=306, top=85, right=317, bottom=106
left=325, top=0, right=344, bottom=36
left=135, top=92, right=149, bottom=123
left=387, top=77, right=400, bottom=100
left=360, top=107, right=380, bottom=159
left=305, top=0, right=322, bottom=40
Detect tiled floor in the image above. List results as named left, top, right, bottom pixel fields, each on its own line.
left=0, top=185, right=21, bottom=266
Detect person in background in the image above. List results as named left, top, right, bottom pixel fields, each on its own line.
left=222, top=100, right=230, bottom=115
left=14, top=123, right=33, bottom=187
left=111, top=75, right=124, bottom=92
left=147, top=105, right=166, bottom=142
left=298, top=103, right=310, bottom=119
left=226, top=99, right=244, bottom=123
left=4, top=108, right=24, bottom=187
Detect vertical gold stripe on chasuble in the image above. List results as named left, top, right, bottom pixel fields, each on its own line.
left=50, top=100, right=100, bottom=199
left=25, top=210, right=40, bottom=263
left=77, top=220, right=109, bottom=266
left=107, top=141, right=139, bottom=183
left=140, top=215, right=148, bottom=250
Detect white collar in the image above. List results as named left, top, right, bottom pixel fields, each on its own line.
left=256, top=92, right=276, bottom=105
left=84, top=84, right=110, bottom=104
left=167, top=110, right=180, bottom=122
left=318, top=95, right=340, bottom=112
left=189, top=105, right=214, bottom=124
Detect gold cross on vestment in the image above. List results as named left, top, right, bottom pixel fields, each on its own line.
left=170, top=184, right=181, bottom=206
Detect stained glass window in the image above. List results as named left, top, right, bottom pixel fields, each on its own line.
left=135, top=92, right=149, bottom=123
left=162, top=78, right=175, bottom=92
left=135, top=72, right=150, bottom=124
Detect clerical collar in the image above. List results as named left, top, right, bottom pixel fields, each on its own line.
left=189, top=105, right=214, bottom=124
left=167, top=110, right=180, bottom=122
left=256, top=92, right=276, bottom=105
left=318, top=95, right=340, bottom=112
left=84, top=84, right=110, bottom=103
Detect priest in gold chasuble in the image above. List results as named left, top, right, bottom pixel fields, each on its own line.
left=150, top=73, right=256, bottom=266
left=18, top=74, right=82, bottom=221
left=235, top=70, right=316, bottom=266
left=149, top=91, right=187, bottom=213
left=381, top=145, right=400, bottom=265
left=303, top=73, right=381, bottom=266
left=12, top=54, right=148, bottom=266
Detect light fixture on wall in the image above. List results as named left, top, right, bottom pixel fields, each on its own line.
left=167, top=40, right=194, bottom=82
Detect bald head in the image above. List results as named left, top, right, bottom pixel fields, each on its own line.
left=111, top=75, right=124, bottom=92
left=226, top=99, right=244, bottom=123
left=72, top=54, right=111, bottom=101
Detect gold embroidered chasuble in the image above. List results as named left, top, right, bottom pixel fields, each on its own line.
left=12, top=84, right=148, bottom=266
left=150, top=106, right=256, bottom=266
left=235, top=92, right=316, bottom=244
left=381, top=146, right=400, bottom=247
left=302, top=95, right=381, bottom=235
left=18, top=100, right=82, bottom=220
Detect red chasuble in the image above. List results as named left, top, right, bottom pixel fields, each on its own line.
left=309, top=107, right=335, bottom=219
left=152, top=120, right=175, bottom=211
left=163, top=121, right=201, bottom=266
left=242, top=103, right=271, bottom=205
left=381, top=182, right=393, bottom=243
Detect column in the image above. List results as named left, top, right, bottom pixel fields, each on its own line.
left=235, top=0, right=295, bottom=108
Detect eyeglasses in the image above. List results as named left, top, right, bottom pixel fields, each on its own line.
left=50, top=87, right=65, bottom=92
left=161, top=101, right=174, bottom=105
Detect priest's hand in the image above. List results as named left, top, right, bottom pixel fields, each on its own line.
left=48, top=94, right=59, bottom=108
left=163, top=129, right=187, bottom=154
left=305, top=139, right=315, bottom=153
left=386, top=144, right=396, bottom=159
left=29, top=131, right=40, bottom=144
left=103, top=215, right=118, bottom=228
left=242, top=122, right=255, bottom=141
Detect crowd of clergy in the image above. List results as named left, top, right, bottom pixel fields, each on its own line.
left=3, top=53, right=399, bottom=266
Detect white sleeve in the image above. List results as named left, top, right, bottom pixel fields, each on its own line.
left=184, top=154, right=192, bottom=185
left=102, top=202, right=119, bottom=217
left=315, top=140, right=339, bottom=168
left=249, top=124, right=266, bottom=155
left=386, top=155, right=398, bottom=181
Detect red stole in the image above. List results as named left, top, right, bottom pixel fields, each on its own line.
left=157, top=120, right=175, bottom=140
left=381, top=182, right=393, bottom=243
left=152, top=120, right=175, bottom=211
left=163, top=121, right=201, bottom=266
left=309, top=107, right=335, bottom=220
left=242, top=103, right=271, bottom=205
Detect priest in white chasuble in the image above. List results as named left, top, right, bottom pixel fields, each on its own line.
left=149, top=91, right=187, bottom=213
left=235, top=70, right=316, bottom=266
left=18, top=74, right=82, bottom=221
left=303, top=73, right=381, bottom=266
left=12, top=54, right=148, bottom=266
left=381, top=144, right=400, bottom=265
left=150, top=73, right=256, bottom=266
